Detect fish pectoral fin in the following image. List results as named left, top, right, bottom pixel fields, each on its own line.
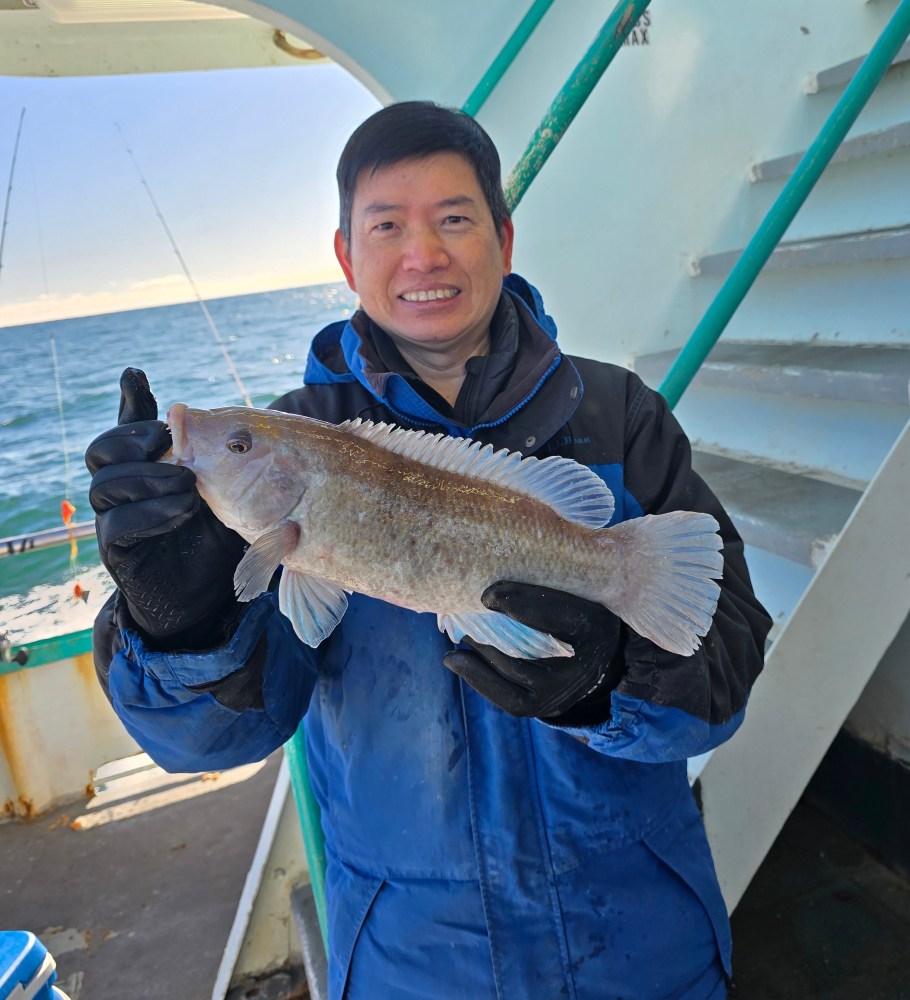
left=279, top=571, right=348, bottom=647
left=438, top=611, right=573, bottom=660
left=234, top=520, right=301, bottom=601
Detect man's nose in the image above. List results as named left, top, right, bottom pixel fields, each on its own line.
left=402, top=227, right=449, bottom=270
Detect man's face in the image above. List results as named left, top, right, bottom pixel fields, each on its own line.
left=334, top=152, right=514, bottom=356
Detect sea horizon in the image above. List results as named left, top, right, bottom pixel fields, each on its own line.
left=0, top=275, right=352, bottom=333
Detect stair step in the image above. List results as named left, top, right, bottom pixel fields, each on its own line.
left=738, top=545, right=815, bottom=633
left=806, top=39, right=910, bottom=94
left=685, top=256, right=909, bottom=346
left=635, top=342, right=910, bottom=405
left=691, top=451, right=862, bottom=568
left=750, top=121, right=910, bottom=182
left=693, top=223, right=910, bottom=277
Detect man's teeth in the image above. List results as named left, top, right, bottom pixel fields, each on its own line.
left=401, top=288, right=459, bottom=302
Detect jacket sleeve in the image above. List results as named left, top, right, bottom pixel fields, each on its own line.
left=94, top=588, right=319, bottom=773
left=550, top=375, right=772, bottom=762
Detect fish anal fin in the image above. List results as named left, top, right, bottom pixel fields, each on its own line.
left=234, top=520, right=300, bottom=602
left=438, top=611, right=573, bottom=659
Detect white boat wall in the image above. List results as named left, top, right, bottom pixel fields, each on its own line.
left=2, top=0, right=909, bottom=991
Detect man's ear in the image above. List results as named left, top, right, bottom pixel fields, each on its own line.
left=500, top=217, right=515, bottom=276
left=334, top=229, right=357, bottom=291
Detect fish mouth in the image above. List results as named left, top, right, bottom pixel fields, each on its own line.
left=165, top=402, right=191, bottom=464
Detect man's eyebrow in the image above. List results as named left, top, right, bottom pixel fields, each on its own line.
left=436, top=196, right=478, bottom=210
left=361, top=202, right=401, bottom=216
left=359, top=195, right=479, bottom=216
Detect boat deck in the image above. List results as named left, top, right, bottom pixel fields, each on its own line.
left=1, top=749, right=908, bottom=1000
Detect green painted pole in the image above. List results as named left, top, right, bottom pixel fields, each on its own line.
left=284, top=723, right=328, bottom=950
left=504, top=0, right=652, bottom=211
left=660, top=0, right=910, bottom=410
left=461, top=0, right=557, bottom=117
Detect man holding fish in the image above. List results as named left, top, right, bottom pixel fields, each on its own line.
left=86, top=102, right=771, bottom=999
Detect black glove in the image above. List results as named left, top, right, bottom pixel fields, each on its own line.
left=85, top=367, right=247, bottom=651
left=443, top=581, right=624, bottom=725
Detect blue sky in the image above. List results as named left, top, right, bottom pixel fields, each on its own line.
left=0, top=64, right=380, bottom=326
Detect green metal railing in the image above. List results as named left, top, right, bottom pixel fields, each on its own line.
left=504, top=0, right=652, bottom=210
left=660, top=0, right=910, bottom=409
left=461, top=0, right=557, bottom=117
left=0, top=629, right=92, bottom=675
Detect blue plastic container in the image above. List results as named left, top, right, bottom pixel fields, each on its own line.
left=0, top=932, right=70, bottom=1000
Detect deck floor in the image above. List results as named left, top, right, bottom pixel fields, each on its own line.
left=2, top=751, right=908, bottom=1000
left=732, top=795, right=910, bottom=999
left=0, top=752, right=285, bottom=1000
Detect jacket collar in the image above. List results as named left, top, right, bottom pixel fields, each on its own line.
left=303, top=274, right=581, bottom=446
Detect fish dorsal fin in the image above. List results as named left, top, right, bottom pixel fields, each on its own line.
left=338, top=418, right=614, bottom=529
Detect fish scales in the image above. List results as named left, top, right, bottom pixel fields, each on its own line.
left=276, top=422, right=610, bottom=614
left=164, top=404, right=724, bottom=658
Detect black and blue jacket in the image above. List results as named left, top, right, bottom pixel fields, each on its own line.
left=96, top=275, right=771, bottom=999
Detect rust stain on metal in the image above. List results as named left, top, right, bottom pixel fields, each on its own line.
left=0, top=675, right=45, bottom=819
left=0, top=676, right=26, bottom=812
left=615, top=2, right=636, bottom=39
left=74, top=650, right=97, bottom=696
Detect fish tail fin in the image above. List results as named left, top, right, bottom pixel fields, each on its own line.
left=601, top=511, right=723, bottom=656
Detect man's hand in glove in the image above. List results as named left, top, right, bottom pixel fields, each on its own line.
left=85, top=367, right=247, bottom=651
left=443, top=581, right=624, bottom=726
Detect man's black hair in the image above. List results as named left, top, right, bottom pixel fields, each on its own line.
left=336, top=101, right=511, bottom=244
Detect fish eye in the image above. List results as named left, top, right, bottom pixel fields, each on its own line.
left=227, top=430, right=252, bottom=454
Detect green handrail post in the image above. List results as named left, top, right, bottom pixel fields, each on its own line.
left=659, top=0, right=910, bottom=410
left=285, top=722, right=328, bottom=951
left=504, top=0, right=653, bottom=211
left=461, top=0, right=557, bottom=117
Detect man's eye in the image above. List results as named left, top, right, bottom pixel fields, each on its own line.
left=227, top=433, right=252, bottom=454
left=443, top=215, right=468, bottom=225
left=373, top=221, right=395, bottom=232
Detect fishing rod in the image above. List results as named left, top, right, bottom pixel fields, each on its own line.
left=114, top=122, right=253, bottom=407
left=0, top=107, right=26, bottom=285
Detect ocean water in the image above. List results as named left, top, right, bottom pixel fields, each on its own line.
left=0, top=281, right=357, bottom=643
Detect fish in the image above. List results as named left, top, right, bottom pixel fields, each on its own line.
left=163, top=404, right=724, bottom=659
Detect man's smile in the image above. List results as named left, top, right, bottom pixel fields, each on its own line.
left=399, top=288, right=461, bottom=303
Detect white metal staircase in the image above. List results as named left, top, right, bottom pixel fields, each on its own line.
left=634, top=38, right=910, bottom=910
